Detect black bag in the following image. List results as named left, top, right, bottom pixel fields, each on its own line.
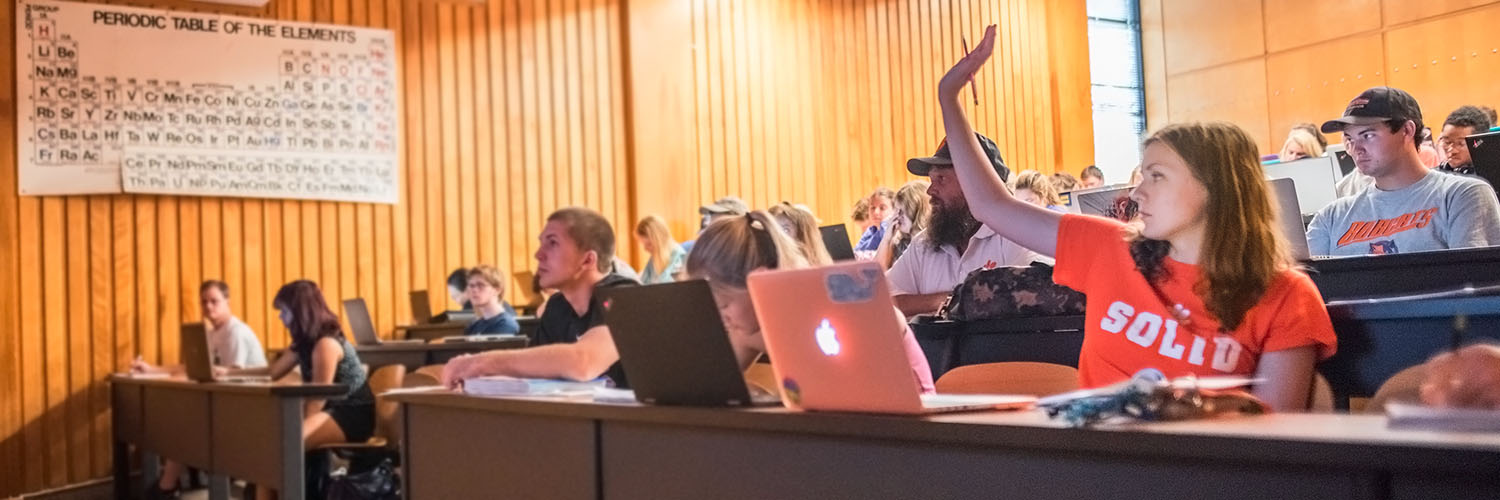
left=326, top=457, right=401, bottom=500
left=941, top=263, right=1086, bottom=321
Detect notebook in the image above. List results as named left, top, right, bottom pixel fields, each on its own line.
left=461, top=375, right=609, bottom=397
left=747, top=261, right=1035, bottom=414
left=1386, top=402, right=1500, bottom=432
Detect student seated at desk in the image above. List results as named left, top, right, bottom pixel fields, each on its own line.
left=441, top=208, right=638, bottom=387
left=689, top=211, right=934, bottom=392
left=768, top=202, right=833, bottom=265
left=934, top=26, right=1336, bottom=411
left=132, top=280, right=268, bottom=499
left=225, top=280, right=374, bottom=498
left=635, top=215, right=687, bottom=284
left=464, top=265, right=520, bottom=335
left=447, top=268, right=472, bottom=311
left=1308, top=87, right=1500, bottom=256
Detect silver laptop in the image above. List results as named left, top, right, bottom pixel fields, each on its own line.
left=1263, top=155, right=1341, bottom=215
left=181, top=323, right=270, bottom=383
left=1267, top=178, right=1312, bottom=261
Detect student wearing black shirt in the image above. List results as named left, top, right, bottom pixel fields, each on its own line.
left=462, top=265, right=521, bottom=336
left=441, top=208, right=637, bottom=387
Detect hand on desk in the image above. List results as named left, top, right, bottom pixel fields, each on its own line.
left=442, top=354, right=483, bottom=389
left=1421, top=344, right=1500, bottom=409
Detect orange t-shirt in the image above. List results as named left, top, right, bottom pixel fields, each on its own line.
left=1053, top=214, right=1338, bottom=388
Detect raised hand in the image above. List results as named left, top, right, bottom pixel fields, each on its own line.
left=938, top=25, right=997, bottom=101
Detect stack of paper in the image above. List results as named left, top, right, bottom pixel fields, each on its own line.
left=462, top=375, right=608, bottom=397
left=1386, top=402, right=1500, bottom=432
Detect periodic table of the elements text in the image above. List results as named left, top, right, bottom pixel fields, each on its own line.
left=16, top=0, right=400, bottom=203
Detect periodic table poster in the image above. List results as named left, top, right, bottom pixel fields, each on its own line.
left=15, top=0, right=400, bottom=204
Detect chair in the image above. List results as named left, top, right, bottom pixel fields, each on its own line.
left=318, top=364, right=407, bottom=450
left=512, top=270, right=544, bottom=316
left=1308, top=372, right=1334, bottom=412
left=404, top=364, right=446, bottom=388
left=934, top=362, right=1080, bottom=397
left=744, top=362, right=778, bottom=396
left=1365, top=364, right=1428, bottom=414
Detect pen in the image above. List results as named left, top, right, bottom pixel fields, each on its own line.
left=962, top=35, right=979, bottom=106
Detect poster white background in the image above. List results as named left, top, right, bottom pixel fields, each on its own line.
left=15, top=0, right=400, bottom=203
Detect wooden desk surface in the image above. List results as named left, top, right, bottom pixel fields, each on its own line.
left=393, top=321, right=469, bottom=331
left=389, top=392, right=1500, bottom=474
left=110, top=374, right=348, bottom=397
left=356, top=337, right=527, bottom=353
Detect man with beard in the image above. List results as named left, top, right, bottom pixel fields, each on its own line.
left=887, top=133, right=1046, bottom=316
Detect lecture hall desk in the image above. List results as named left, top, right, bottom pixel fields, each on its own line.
left=389, top=392, right=1500, bottom=500
left=111, top=376, right=347, bottom=500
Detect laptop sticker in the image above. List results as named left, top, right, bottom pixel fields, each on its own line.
left=824, top=268, right=881, bottom=303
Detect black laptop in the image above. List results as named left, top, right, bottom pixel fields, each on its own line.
left=602, top=280, right=778, bottom=407
left=819, top=224, right=856, bottom=261
left=1466, top=129, right=1500, bottom=198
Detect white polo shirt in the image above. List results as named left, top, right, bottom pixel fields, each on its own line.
left=886, top=224, right=1048, bottom=295
left=209, top=316, right=268, bottom=368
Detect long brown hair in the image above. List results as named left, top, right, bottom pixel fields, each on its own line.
left=1131, top=122, right=1290, bottom=331
left=768, top=203, right=832, bottom=266
left=273, top=280, right=345, bottom=353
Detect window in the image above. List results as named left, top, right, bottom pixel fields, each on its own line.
left=1086, top=0, right=1145, bottom=184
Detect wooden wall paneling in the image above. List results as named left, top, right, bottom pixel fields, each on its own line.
left=66, top=197, right=90, bottom=484
left=1265, top=33, right=1387, bottom=152
left=157, top=197, right=182, bottom=361
left=1000, top=0, right=1023, bottom=172
left=42, top=197, right=66, bottom=487
left=499, top=0, right=527, bottom=303
left=1263, top=0, right=1380, bottom=53
left=747, top=1, right=769, bottom=210
left=1166, top=59, right=1273, bottom=152
left=1383, top=4, right=1500, bottom=129
left=19, top=194, right=43, bottom=493
left=518, top=0, right=543, bottom=302
left=1160, top=0, right=1266, bottom=75
left=421, top=0, right=444, bottom=310
left=243, top=200, right=266, bottom=342
left=452, top=5, right=475, bottom=269
left=607, top=0, right=630, bottom=251
left=0, top=0, right=19, bottom=488
left=729, top=0, right=751, bottom=207
left=399, top=0, right=425, bottom=318
left=109, top=196, right=136, bottom=478
left=471, top=2, right=496, bottom=272
left=622, top=0, right=697, bottom=245
left=88, top=197, right=112, bottom=477
left=708, top=0, right=728, bottom=202
left=1139, top=0, right=1169, bottom=131
left=1383, top=0, right=1500, bottom=26
left=1046, top=0, right=1094, bottom=174
left=561, top=1, right=584, bottom=216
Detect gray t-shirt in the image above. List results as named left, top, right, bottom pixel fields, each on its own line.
left=1307, top=170, right=1500, bottom=256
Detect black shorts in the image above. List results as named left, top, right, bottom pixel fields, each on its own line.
left=324, top=402, right=375, bottom=443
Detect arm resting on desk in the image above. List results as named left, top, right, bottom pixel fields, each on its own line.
left=894, top=293, right=951, bottom=318
left=1252, top=346, right=1317, bottom=412
left=225, top=348, right=300, bottom=380
left=442, top=325, right=619, bottom=387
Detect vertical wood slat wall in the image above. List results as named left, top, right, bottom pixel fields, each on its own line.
left=0, top=0, right=1091, bottom=495
left=1140, top=0, right=1500, bottom=154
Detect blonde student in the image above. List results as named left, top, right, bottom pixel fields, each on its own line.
left=687, top=211, right=934, bottom=393
left=635, top=215, right=687, bottom=284
left=933, top=26, right=1336, bottom=411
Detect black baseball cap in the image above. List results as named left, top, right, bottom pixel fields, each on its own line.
left=1321, top=86, right=1423, bottom=133
left=906, top=133, right=1010, bottom=182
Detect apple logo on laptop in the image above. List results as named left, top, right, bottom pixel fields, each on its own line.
left=815, top=319, right=840, bottom=356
